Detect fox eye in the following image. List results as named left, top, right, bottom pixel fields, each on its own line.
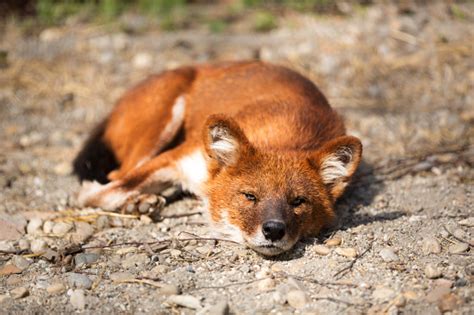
left=242, top=192, right=257, bottom=202
left=290, top=197, right=306, bottom=207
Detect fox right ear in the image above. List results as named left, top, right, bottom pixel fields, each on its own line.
left=203, top=114, right=252, bottom=167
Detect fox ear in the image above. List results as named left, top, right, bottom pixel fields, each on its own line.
left=203, top=114, right=253, bottom=167
left=315, top=136, right=362, bottom=199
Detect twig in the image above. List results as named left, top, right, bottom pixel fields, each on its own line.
left=114, top=278, right=165, bottom=288
left=192, top=277, right=271, bottom=291
left=333, top=240, right=373, bottom=279
left=443, top=226, right=473, bottom=248
left=160, top=211, right=202, bottom=219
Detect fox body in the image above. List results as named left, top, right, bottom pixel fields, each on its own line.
left=74, top=61, right=362, bottom=256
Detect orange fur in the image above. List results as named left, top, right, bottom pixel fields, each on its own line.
left=74, top=61, right=362, bottom=256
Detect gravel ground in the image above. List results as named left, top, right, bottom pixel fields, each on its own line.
left=0, top=2, right=473, bottom=314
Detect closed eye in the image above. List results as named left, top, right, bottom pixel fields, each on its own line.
left=290, top=197, right=306, bottom=207
left=242, top=192, right=257, bottom=202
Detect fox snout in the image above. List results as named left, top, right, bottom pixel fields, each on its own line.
left=262, top=220, right=286, bottom=241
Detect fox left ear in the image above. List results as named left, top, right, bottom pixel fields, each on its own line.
left=314, top=136, right=362, bottom=199
left=203, top=114, right=253, bottom=167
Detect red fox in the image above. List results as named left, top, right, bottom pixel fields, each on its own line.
left=73, top=61, right=362, bottom=256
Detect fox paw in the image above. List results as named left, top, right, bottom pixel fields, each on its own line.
left=121, top=193, right=166, bottom=216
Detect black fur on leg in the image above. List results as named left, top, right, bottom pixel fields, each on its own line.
left=73, top=119, right=118, bottom=184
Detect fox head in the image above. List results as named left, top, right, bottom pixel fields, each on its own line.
left=202, top=114, right=362, bottom=256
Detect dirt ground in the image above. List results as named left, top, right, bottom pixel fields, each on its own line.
left=0, top=1, right=473, bottom=314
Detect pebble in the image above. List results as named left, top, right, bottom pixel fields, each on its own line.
left=0, top=241, right=15, bottom=252
left=67, top=273, right=92, bottom=290
left=27, top=218, right=43, bottom=235
left=0, top=264, right=22, bottom=276
left=438, top=293, right=460, bottom=312
left=52, top=222, right=73, bottom=235
left=255, top=267, right=271, bottom=279
left=325, top=237, right=342, bottom=247
left=372, top=287, right=395, bottom=302
left=95, top=215, right=110, bottom=230
left=11, top=256, right=32, bottom=270
left=166, top=294, right=202, bottom=309
left=422, top=237, right=441, bottom=255
left=426, top=286, right=450, bottom=303
left=287, top=290, right=307, bottom=309
left=458, top=217, right=474, bottom=227
left=18, top=239, right=29, bottom=251
left=273, top=291, right=286, bottom=305
left=75, top=253, right=99, bottom=267
left=10, top=287, right=29, bottom=299
left=335, top=247, right=358, bottom=258
left=424, top=264, right=442, bottom=279
left=435, top=278, right=453, bottom=288
left=392, top=295, right=406, bottom=307
left=72, top=222, right=95, bottom=243
left=313, top=245, right=331, bottom=255
left=122, top=253, right=149, bottom=269
left=30, top=239, right=48, bottom=253
left=379, top=248, right=399, bottom=262
left=453, top=228, right=466, bottom=239
left=46, top=283, right=66, bottom=295
left=207, top=299, right=229, bottom=315
left=109, top=272, right=134, bottom=282
left=159, top=284, right=181, bottom=295
left=258, top=278, right=275, bottom=291
left=132, top=52, right=153, bottom=69
left=448, top=242, right=469, bottom=254
left=42, top=221, right=54, bottom=234
left=70, top=289, right=86, bottom=310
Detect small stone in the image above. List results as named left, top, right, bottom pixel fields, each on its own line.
left=132, top=52, right=153, bottom=69
left=122, top=253, right=149, bottom=269
left=10, top=287, right=29, bottom=299
left=335, top=247, right=358, bottom=258
left=18, top=239, right=29, bottom=251
left=159, top=284, right=180, bottom=295
left=70, top=289, right=86, bottom=310
left=426, top=286, right=450, bottom=303
left=273, top=291, right=286, bottom=305
left=393, top=295, right=406, bottom=307
left=75, top=253, right=99, bottom=266
left=439, top=293, right=460, bottom=312
left=0, top=241, right=15, bottom=252
left=0, top=264, right=22, bottom=276
left=422, top=237, right=441, bottom=255
left=166, top=294, right=202, bottom=309
left=27, top=218, right=43, bottom=235
left=270, top=263, right=284, bottom=273
left=453, top=228, right=466, bottom=240
left=67, top=273, right=92, bottom=290
left=43, top=221, right=54, bottom=234
left=11, top=256, right=31, bottom=270
left=258, top=278, right=275, bottom=291
left=448, top=242, right=469, bottom=254
left=0, top=219, right=24, bottom=240
left=170, top=249, right=181, bottom=257
left=379, top=248, right=399, bottom=262
left=458, top=217, right=474, bottom=227
left=52, top=222, right=73, bottom=235
left=313, top=245, right=331, bottom=255
left=95, top=215, right=110, bottom=229
left=372, top=287, right=395, bottom=302
left=207, top=299, right=229, bottom=315
left=30, top=239, right=48, bottom=253
left=435, top=278, right=453, bottom=288
left=425, top=264, right=442, bottom=279
left=287, top=290, right=307, bottom=309
left=140, top=215, right=152, bottom=224
left=325, top=237, right=342, bottom=247
left=46, top=283, right=66, bottom=295
left=255, top=267, right=271, bottom=279
left=109, top=272, right=134, bottom=282
left=6, top=275, right=22, bottom=286
left=72, top=222, right=95, bottom=243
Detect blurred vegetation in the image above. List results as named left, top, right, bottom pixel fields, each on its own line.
left=0, top=0, right=376, bottom=33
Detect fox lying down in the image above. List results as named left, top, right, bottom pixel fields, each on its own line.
left=73, top=61, right=362, bottom=256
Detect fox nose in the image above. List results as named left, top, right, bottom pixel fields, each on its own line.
left=262, top=220, right=286, bottom=241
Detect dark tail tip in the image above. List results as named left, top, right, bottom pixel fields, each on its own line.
left=73, top=120, right=118, bottom=184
